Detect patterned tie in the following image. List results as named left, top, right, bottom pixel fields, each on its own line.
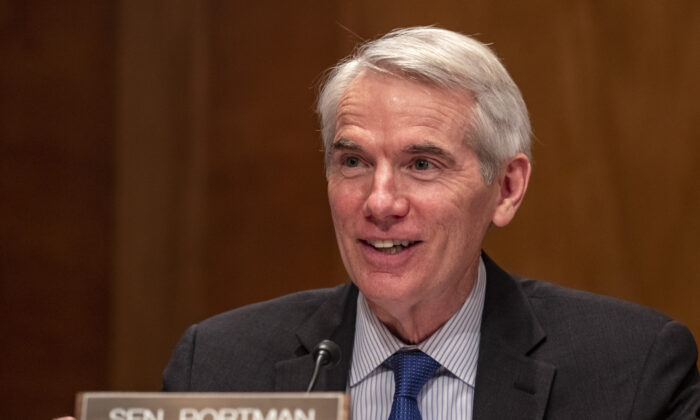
left=385, top=350, right=441, bottom=420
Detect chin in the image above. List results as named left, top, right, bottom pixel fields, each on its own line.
left=353, top=273, right=420, bottom=305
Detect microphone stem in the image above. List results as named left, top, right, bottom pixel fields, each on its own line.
left=306, top=354, right=325, bottom=392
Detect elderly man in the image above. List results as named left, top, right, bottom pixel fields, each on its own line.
left=162, top=27, right=700, bottom=419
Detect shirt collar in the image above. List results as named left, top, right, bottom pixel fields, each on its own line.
left=349, top=257, right=486, bottom=387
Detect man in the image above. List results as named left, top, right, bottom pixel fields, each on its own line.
left=162, top=27, right=700, bottom=419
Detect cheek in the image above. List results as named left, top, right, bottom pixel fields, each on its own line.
left=408, top=181, right=469, bottom=219
left=468, top=187, right=500, bottom=224
left=413, top=185, right=495, bottom=237
left=328, top=181, right=362, bottom=227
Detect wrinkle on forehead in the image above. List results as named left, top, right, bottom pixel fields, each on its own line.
left=335, top=70, right=475, bottom=140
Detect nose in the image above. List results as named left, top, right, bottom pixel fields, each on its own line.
left=362, top=164, right=409, bottom=228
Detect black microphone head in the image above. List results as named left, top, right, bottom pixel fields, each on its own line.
left=313, top=339, right=341, bottom=368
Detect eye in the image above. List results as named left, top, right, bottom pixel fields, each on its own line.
left=413, top=158, right=433, bottom=171
left=344, top=156, right=361, bottom=167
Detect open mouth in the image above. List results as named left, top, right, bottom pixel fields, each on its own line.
left=363, top=239, right=419, bottom=255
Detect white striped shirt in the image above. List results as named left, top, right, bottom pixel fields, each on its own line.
left=349, top=258, right=486, bottom=419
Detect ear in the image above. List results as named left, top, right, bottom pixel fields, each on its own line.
left=491, top=153, right=531, bottom=227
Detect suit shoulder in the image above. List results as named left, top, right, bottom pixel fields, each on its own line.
left=517, top=277, right=672, bottom=334
left=510, top=277, right=699, bottom=417
left=163, top=283, right=356, bottom=391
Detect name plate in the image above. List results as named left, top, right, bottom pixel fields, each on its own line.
left=76, top=392, right=349, bottom=420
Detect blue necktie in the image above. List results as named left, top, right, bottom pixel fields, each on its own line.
left=385, top=350, right=441, bottom=420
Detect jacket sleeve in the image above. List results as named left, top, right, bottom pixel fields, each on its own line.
left=629, top=320, right=700, bottom=419
left=161, top=324, right=198, bottom=391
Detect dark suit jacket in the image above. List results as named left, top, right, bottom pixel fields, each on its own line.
left=162, top=254, right=700, bottom=419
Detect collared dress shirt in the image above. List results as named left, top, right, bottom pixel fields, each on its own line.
left=349, top=258, right=487, bottom=419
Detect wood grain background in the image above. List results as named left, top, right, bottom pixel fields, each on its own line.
left=1, top=1, right=698, bottom=418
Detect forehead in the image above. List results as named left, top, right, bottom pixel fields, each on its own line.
left=335, top=70, right=475, bottom=138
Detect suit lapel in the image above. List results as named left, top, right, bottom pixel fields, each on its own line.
left=473, top=254, right=555, bottom=420
left=274, top=283, right=358, bottom=392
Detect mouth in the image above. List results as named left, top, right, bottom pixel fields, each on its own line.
left=362, top=239, right=420, bottom=255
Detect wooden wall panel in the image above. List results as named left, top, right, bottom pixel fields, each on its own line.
left=111, top=0, right=210, bottom=390
left=0, top=2, right=115, bottom=418
left=202, top=0, right=347, bottom=315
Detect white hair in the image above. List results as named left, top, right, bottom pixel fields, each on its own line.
left=317, top=26, right=531, bottom=183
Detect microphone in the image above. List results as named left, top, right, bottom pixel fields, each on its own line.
left=305, top=339, right=341, bottom=392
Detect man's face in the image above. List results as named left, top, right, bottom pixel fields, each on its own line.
left=327, top=70, right=502, bottom=317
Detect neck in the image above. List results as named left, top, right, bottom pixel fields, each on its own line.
left=367, top=265, right=478, bottom=344
left=380, top=308, right=456, bottom=344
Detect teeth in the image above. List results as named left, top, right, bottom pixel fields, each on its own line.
left=372, top=240, right=393, bottom=248
left=368, top=239, right=414, bottom=249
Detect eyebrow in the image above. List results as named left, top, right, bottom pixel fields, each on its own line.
left=330, top=138, right=363, bottom=152
left=330, top=139, right=457, bottom=165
